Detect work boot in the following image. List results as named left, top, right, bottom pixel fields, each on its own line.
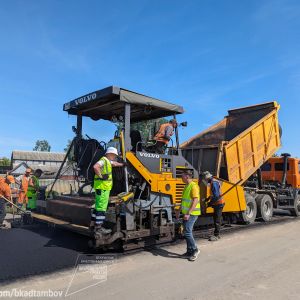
left=209, top=235, right=220, bottom=241
left=100, top=227, right=112, bottom=234
left=188, top=249, right=200, bottom=261
left=181, top=250, right=193, bottom=258
left=94, top=225, right=112, bottom=235
left=0, top=221, right=10, bottom=229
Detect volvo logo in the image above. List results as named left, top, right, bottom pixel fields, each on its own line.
left=139, top=152, right=160, bottom=159
left=74, top=93, right=97, bottom=106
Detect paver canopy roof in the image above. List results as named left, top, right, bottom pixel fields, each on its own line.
left=63, top=86, right=184, bottom=123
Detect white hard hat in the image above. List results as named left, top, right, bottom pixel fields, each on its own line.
left=106, top=147, right=118, bottom=156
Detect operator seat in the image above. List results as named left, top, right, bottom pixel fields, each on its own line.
left=130, top=130, right=142, bottom=152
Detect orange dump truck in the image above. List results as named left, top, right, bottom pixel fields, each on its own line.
left=181, top=101, right=299, bottom=223
left=260, top=154, right=300, bottom=216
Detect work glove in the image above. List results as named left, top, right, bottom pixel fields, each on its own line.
left=204, top=197, right=210, bottom=203
left=202, top=197, right=211, bottom=208
left=101, top=174, right=109, bottom=180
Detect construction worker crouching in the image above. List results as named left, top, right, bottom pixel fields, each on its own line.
left=177, top=170, right=201, bottom=261
left=153, top=119, right=177, bottom=154
left=27, top=169, right=42, bottom=211
left=91, top=147, right=124, bottom=234
left=0, top=175, right=15, bottom=229
left=201, top=171, right=225, bottom=241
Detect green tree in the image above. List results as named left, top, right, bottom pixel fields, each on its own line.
left=64, top=139, right=72, bottom=152
left=131, top=117, right=168, bottom=141
left=33, top=140, right=51, bottom=152
left=115, top=117, right=169, bottom=141
left=64, top=139, right=75, bottom=162
left=0, top=157, right=11, bottom=166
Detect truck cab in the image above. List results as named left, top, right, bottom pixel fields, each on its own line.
left=261, top=156, right=300, bottom=188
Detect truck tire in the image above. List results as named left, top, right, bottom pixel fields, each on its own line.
left=290, top=194, right=300, bottom=217
left=256, top=194, right=273, bottom=222
left=241, top=194, right=257, bottom=224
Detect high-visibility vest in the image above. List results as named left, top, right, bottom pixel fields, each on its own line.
left=27, top=176, right=39, bottom=194
left=18, top=175, right=32, bottom=204
left=154, top=123, right=174, bottom=144
left=181, top=182, right=201, bottom=216
left=209, top=179, right=225, bottom=205
left=27, top=176, right=39, bottom=209
left=94, top=156, right=113, bottom=191
left=20, top=175, right=31, bottom=193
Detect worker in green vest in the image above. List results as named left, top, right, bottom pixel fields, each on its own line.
left=177, top=170, right=201, bottom=261
left=27, top=169, right=42, bottom=211
left=91, top=147, right=124, bottom=234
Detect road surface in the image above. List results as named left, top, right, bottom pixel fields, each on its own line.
left=1, top=216, right=300, bottom=300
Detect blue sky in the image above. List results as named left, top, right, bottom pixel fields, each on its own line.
left=1, top=0, right=300, bottom=157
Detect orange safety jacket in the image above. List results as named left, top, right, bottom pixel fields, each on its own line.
left=153, top=123, right=174, bottom=144
left=209, top=178, right=225, bottom=206
left=18, top=175, right=33, bottom=204
left=0, top=177, right=11, bottom=199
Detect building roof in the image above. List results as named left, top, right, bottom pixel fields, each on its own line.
left=10, top=162, right=30, bottom=176
left=11, top=150, right=65, bottom=162
left=10, top=162, right=74, bottom=178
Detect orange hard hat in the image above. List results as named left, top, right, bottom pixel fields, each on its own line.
left=25, top=168, right=32, bottom=173
left=6, top=175, right=15, bottom=183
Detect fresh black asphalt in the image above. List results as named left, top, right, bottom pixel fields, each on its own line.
left=0, top=223, right=90, bottom=283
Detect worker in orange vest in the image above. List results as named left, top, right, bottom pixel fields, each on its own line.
left=16, top=168, right=33, bottom=209
left=0, top=175, right=15, bottom=228
left=201, top=171, right=225, bottom=241
left=153, top=119, right=177, bottom=154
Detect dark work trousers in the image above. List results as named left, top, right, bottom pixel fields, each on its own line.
left=212, top=204, right=224, bottom=236
left=154, top=141, right=167, bottom=154
left=0, top=198, right=6, bottom=225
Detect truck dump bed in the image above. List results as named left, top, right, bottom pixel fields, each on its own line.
left=181, top=101, right=281, bottom=184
